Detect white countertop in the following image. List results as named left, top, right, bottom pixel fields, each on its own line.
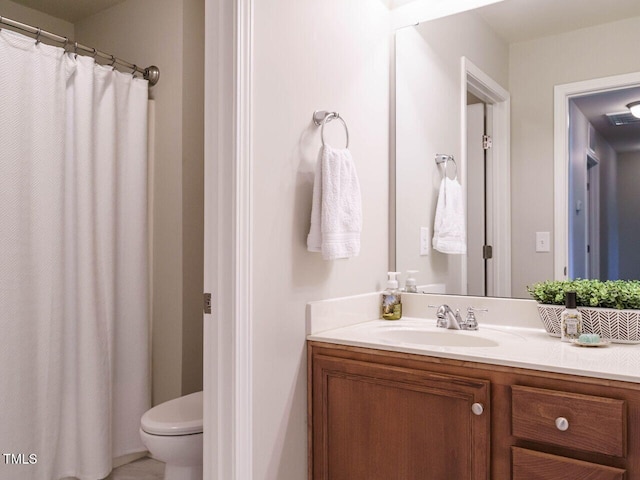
left=307, top=317, right=640, bottom=384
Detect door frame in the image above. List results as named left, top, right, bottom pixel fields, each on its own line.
left=203, top=0, right=254, bottom=478
left=460, top=57, right=511, bottom=297
left=553, top=71, right=640, bottom=280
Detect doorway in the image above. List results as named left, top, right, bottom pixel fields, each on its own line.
left=557, top=76, right=640, bottom=281
left=461, top=57, right=511, bottom=297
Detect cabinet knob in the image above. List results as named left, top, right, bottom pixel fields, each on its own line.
left=555, top=417, right=569, bottom=431
left=471, top=403, right=484, bottom=416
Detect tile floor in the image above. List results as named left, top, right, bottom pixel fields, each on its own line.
left=105, top=457, right=164, bottom=480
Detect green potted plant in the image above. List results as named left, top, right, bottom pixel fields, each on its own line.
left=527, top=279, right=640, bottom=343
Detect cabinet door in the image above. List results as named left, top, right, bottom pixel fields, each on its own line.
left=310, top=354, right=490, bottom=480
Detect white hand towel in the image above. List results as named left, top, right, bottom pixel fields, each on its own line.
left=432, top=176, right=467, bottom=254
left=307, top=145, right=362, bottom=260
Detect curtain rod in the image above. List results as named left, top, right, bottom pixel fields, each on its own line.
left=0, top=15, right=160, bottom=86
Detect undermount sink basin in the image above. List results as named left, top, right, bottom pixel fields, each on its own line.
left=381, top=329, right=499, bottom=347
left=365, top=321, right=526, bottom=348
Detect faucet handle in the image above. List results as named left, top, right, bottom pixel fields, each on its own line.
left=464, top=307, right=488, bottom=330
left=467, top=307, right=488, bottom=313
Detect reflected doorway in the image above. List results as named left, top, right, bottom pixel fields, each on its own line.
left=462, top=58, right=510, bottom=297
left=567, top=86, right=640, bottom=280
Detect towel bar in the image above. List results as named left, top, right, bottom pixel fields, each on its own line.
left=313, top=110, right=349, bottom=148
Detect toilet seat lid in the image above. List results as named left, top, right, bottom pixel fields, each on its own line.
left=141, top=391, right=203, bottom=436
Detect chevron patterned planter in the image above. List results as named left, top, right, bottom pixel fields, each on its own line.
left=537, top=304, right=640, bottom=344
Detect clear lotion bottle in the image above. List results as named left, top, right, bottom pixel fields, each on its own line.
left=381, top=272, right=402, bottom=320
left=561, top=291, right=582, bottom=342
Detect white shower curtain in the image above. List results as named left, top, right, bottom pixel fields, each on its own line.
left=0, top=29, right=150, bottom=480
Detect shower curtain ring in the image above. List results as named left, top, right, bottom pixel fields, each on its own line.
left=109, top=55, right=116, bottom=69
left=62, top=37, right=68, bottom=52
left=132, top=64, right=137, bottom=77
left=74, top=41, right=78, bottom=59
left=91, top=48, right=97, bottom=58
left=35, top=28, right=41, bottom=45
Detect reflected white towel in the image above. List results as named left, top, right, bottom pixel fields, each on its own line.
left=307, top=145, right=362, bottom=260
left=432, top=177, right=466, bottom=254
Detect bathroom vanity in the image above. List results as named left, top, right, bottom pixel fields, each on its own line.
left=306, top=294, right=640, bottom=479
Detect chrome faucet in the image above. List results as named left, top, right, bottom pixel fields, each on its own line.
left=430, top=304, right=463, bottom=330
left=428, top=304, right=488, bottom=330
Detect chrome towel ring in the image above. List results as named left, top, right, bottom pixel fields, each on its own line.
left=313, top=110, right=349, bottom=148
left=435, top=153, right=457, bottom=178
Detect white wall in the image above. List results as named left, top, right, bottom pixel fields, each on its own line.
left=395, top=10, right=508, bottom=292
left=509, top=15, right=640, bottom=296
left=75, top=0, right=204, bottom=405
left=179, top=0, right=205, bottom=396
left=617, top=151, right=640, bottom=280
left=251, top=0, right=390, bottom=477
left=600, top=138, right=619, bottom=279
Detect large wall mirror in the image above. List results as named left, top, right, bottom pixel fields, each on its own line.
left=394, top=0, right=640, bottom=299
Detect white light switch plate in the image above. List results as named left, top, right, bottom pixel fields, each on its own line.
left=420, top=227, right=430, bottom=256
left=536, top=231, right=550, bottom=252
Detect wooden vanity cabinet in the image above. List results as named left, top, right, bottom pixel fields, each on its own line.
left=308, top=341, right=640, bottom=480
left=309, top=348, right=490, bottom=479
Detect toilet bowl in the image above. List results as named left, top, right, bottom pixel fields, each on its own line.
left=140, top=391, right=203, bottom=480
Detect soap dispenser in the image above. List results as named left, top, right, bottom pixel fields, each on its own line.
left=381, top=272, right=402, bottom=320
left=405, top=270, right=418, bottom=293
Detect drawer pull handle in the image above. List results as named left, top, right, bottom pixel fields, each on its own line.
left=471, top=403, right=484, bottom=416
left=555, top=417, right=569, bottom=431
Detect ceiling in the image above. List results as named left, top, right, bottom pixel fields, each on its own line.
left=10, top=0, right=127, bottom=23
left=572, top=88, right=640, bottom=154
left=476, top=0, right=640, bottom=43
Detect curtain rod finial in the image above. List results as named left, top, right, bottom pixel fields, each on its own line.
left=144, top=65, right=160, bottom=86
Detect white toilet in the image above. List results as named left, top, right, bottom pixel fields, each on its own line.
left=140, top=391, right=203, bottom=480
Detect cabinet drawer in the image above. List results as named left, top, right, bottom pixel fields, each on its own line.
left=512, top=447, right=625, bottom=480
left=511, top=385, right=626, bottom=457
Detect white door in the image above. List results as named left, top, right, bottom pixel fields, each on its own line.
left=466, top=102, right=496, bottom=296
left=466, top=102, right=486, bottom=296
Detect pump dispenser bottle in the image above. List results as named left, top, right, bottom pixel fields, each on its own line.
left=381, top=272, right=402, bottom=320
left=405, top=270, right=418, bottom=293
left=561, top=291, right=582, bottom=342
